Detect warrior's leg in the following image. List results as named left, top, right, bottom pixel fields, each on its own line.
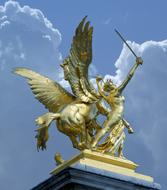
left=91, top=113, right=121, bottom=148
left=118, top=132, right=126, bottom=158
left=78, top=122, right=88, bottom=149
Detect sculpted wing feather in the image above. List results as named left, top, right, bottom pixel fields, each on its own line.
left=13, top=68, right=75, bottom=113
left=61, top=16, right=100, bottom=103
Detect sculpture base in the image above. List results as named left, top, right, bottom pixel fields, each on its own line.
left=32, top=149, right=161, bottom=190
left=51, top=149, right=152, bottom=182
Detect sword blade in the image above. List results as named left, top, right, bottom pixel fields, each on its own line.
left=114, top=29, right=138, bottom=58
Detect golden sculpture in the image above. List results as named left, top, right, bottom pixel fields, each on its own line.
left=13, top=16, right=143, bottom=160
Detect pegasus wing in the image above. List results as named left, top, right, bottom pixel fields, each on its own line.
left=13, top=67, right=75, bottom=113
left=61, top=16, right=100, bottom=103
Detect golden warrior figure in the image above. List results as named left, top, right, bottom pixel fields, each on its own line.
left=13, top=16, right=143, bottom=160
left=93, top=56, right=142, bottom=157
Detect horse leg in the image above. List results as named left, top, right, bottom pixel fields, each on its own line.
left=69, top=135, right=80, bottom=149
left=91, top=113, right=121, bottom=148
left=35, top=112, right=60, bottom=151
left=77, top=121, right=90, bottom=150
left=36, top=112, right=60, bottom=127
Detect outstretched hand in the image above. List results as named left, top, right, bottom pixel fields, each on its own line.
left=136, top=57, right=143, bottom=65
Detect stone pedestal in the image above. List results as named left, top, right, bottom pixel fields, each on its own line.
left=31, top=150, right=161, bottom=190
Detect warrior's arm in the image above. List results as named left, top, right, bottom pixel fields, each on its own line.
left=95, top=77, right=110, bottom=115
left=122, top=119, right=134, bottom=134
left=118, top=57, right=143, bottom=93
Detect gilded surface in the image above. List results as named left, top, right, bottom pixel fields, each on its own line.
left=13, top=16, right=143, bottom=160
left=51, top=150, right=153, bottom=183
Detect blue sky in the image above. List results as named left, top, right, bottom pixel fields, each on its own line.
left=0, top=0, right=167, bottom=189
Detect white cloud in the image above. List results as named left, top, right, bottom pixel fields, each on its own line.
left=42, top=34, right=52, bottom=41
left=0, top=1, right=61, bottom=45
left=0, top=0, right=62, bottom=76
left=0, top=20, right=10, bottom=28
left=111, top=40, right=167, bottom=85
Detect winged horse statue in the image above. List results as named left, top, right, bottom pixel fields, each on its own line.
left=14, top=16, right=143, bottom=161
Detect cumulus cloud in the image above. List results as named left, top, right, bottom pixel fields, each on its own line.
left=105, top=40, right=167, bottom=188
left=0, top=0, right=62, bottom=75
